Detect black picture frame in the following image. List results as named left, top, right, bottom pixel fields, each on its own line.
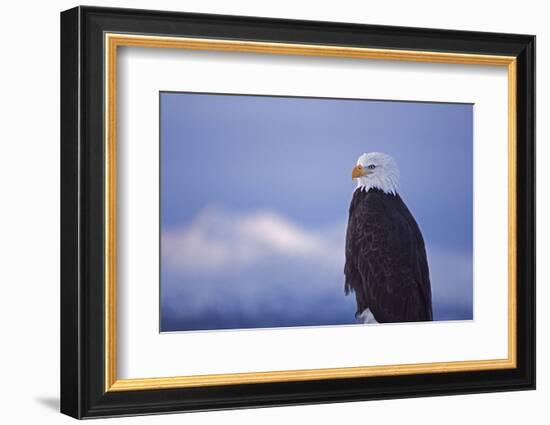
left=61, top=5, right=535, bottom=419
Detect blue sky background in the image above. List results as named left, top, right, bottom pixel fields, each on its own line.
left=160, top=92, right=473, bottom=332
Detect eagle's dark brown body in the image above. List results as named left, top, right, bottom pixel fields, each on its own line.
left=344, top=188, right=433, bottom=323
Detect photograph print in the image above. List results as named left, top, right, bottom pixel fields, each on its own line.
left=160, top=92, right=473, bottom=332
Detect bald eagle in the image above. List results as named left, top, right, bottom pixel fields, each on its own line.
left=344, top=152, right=433, bottom=324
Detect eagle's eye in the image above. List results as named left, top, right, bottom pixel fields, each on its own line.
left=367, top=164, right=376, bottom=170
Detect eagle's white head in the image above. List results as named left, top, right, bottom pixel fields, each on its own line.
left=352, top=152, right=399, bottom=195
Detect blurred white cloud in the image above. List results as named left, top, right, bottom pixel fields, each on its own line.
left=162, top=206, right=344, bottom=274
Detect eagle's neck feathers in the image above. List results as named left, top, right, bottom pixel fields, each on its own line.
left=356, top=173, right=398, bottom=195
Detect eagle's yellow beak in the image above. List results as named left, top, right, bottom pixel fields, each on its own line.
left=352, top=164, right=372, bottom=179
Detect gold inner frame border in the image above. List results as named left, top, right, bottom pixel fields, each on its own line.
left=104, top=33, right=517, bottom=392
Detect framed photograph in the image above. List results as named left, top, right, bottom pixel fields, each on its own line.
left=60, top=6, right=535, bottom=419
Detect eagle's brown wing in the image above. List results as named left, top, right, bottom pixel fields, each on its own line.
left=344, top=189, right=432, bottom=323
